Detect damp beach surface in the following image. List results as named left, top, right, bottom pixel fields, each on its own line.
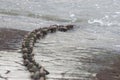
left=0, top=0, right=120, bottom=80
left=0, top=28, right=28, bottom=50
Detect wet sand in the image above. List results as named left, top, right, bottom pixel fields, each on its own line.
left=0, top=28, right=28, bottom=51
left=96, top=58, right=120, bottom=80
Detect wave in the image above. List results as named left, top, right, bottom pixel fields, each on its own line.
left=0, top=9, right=87, bottom=23
left=0, top=9, right=71, bottom=22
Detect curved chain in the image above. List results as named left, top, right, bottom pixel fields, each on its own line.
left=21, top=24, right=74, bottom=80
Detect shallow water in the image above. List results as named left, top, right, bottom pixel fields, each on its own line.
left=33, top=28, right=120, bottom=80
left=0, top=0, right=120, bottom=80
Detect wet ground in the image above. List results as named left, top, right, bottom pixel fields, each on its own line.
left=0, top=28, right=28, bottom=50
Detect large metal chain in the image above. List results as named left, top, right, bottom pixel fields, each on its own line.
left=21, top=24, right=74, bottom=80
